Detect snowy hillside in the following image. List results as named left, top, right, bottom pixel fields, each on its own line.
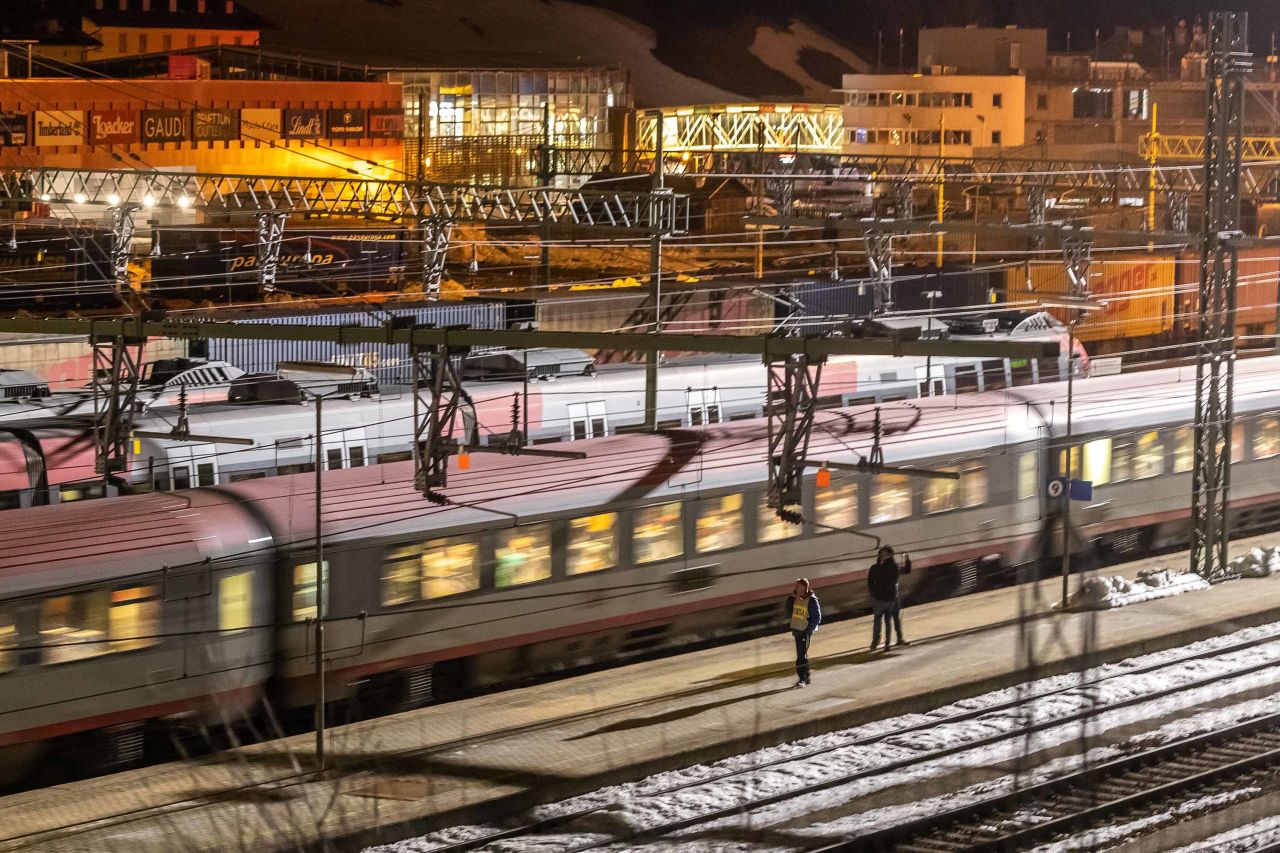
left=248, top=0, right=863, bottom=105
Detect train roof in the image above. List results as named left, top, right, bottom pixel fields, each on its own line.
left=3, top=354, right=1279, bottom=588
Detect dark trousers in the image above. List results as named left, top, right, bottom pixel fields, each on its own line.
left=871, top=598, right=903, bottom=648
left=792, top=630, right=811, bottom=681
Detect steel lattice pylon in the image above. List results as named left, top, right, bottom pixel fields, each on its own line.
left=765, top=353, right=825, bottom=522
left=1191, top=11, right=1251, bottom=582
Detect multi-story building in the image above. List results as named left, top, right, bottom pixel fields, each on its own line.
left=80, top=0, right=270, bottom=60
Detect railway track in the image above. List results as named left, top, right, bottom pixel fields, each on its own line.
left=429, top=624, right=1280, bottom=853
left=828, top=710, right=1280, bottom=852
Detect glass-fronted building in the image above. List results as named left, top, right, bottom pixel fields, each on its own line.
left=387, top=66, right=631, bottom=186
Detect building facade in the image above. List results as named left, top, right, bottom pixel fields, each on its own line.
left=0, top=77, right=404, bottom=178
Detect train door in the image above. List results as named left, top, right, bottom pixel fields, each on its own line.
left=342, top=427, right=369, bottom=468
left=567, top=401, right=608, bottom=440
left=169, top=444, right=220, bottom=489
left=915, top=365, right=944, bottom=397
left=686, top=388, right=722, bottom=426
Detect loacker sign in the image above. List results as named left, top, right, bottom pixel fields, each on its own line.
left=89, top=110, right=139, bottom=145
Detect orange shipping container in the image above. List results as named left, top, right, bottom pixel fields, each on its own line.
left=1005, top=253, right=1175, bottom=343
left=1175, top=247, right=1279, bottom=336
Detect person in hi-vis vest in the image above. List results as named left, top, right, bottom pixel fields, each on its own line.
left=784, top=578, right=822, bottom=687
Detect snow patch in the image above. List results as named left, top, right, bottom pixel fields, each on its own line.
left=748, top=20, right=869, bottom=100
left=1232, top=546, right=1280, bottom=578
left=1065, top=566, right=1209, bottom=610
left=1167, top=813, right=1280, bottom=852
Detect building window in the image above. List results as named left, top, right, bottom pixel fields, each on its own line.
left=495, top=524, right=553, bottom=587
left=633, top=502, right=683, bottom=564
left=118, top=32, right=128, bottom=54
left=219, top=573, right=252, bottom=633
left=870, top=475, right=912, bottom=523
left=197, top=0, right=206, bottom=11
left=568, top=512, right=618, bottom=574
left=163, top=33, right=172, bottom=51
left=138, top=33, right=148, bottom=53
left=991, top=130, right=1002, bottom=145
left=187, top=34, right=196, bottom=48
left=993, top=93, right=1003, bottom=108
left=695, top=493, right=743, bottom=553
left=1073, top=87, right=1113, bottom=119
left=1037, top=93, right=1049, bottom=110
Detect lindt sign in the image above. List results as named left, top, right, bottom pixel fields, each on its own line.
left=283, top=108, right=324, bottom=139
left=89, top=110, right=139, bottom=145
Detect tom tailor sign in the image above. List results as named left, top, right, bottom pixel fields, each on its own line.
left=327, top=108, right=366, bottom=139
left=33, top=111, right=85, bottom=146
left=193, top=109, right=239, bottom=141
left=89, top=110, right=139, bottom=145
left=141, top=109, right=188, bottom=143
left=283, top=108, right=324, bottom=139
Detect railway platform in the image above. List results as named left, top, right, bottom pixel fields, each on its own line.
left=6, top=535, right=1280, bottom=852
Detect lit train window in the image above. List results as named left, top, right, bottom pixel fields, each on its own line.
left=1110, top=439, right=1133, bottom=482
left=923, top=473, right=959, bottom=514
left=1134, top=431, right=1165, bottom=479
left=109, top=587, right=160, bottom=652
left=293, top=561, right=327, bottom=620
left=816, top=480, right=858, bottom=531
left=1057, top=446, right=1081, bottom=480
left=40, top=591, right=110, bottom=663
left=695, top=494, right=743, bottom=553
left=633, top=502, right=683, bottom=564
left=0, top=614, right=14, bottom=673
left=1018, top=453, right=1038, bottom=500
left=961, top=464, right=987, bottom=506
left=1233, top=423, right=1246, bottom=462
left=423, top=540, right=480, bottom=598
left=758, top=495, right=800, bottom=542
left=495, top=524, right=553, bottom=587
left=567, top=513, right=618, bottom=575
left=1082, top=439, right=1112, bottom=486
left=381, top=551, right=419, bottom=606
left=1254, top=417, right=1280, bottom=459
left=1174, top=427, right=1194, bottom=473
left=219, top=573, right=252, bottom=634
left=870, top=475, right=912, bottom=524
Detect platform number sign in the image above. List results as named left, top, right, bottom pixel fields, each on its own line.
left=1048, top=477, right=1093, bottom=502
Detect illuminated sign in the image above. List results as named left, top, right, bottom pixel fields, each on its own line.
left=327, top=108, right=367, bottom=139
left=192, top=108, right=239, bottom=142
left=283, top=108, right=324, bottom=139
left=33, top=110, right=84, bottom=146
left=368, top=108, right=404, bottom=138
left=0, top=113, right=27, bottom=147
left=141, top=109, right=188, bottom=143
left=241, top=108, right=281, bottom=140
left=89, top=110, right=139, bottom=145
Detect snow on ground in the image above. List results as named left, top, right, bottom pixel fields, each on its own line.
left=367, top=621, right=1280, bottom=853
left=1026, top=788, right=1260, bottom=853
left=748, top=20, right=869, bottom=100
left=1066, top=566, right=1209, bottom=611
left=1168, top=814, right=1280, bottom=852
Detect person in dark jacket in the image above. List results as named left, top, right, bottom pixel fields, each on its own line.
left=784, top=577, right=822, bottom=687
left=868, top=546, right=911, bottom=651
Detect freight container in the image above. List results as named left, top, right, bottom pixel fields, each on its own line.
left=203, top=301, right=509, bottom=384
left=150, top=227, right=408, bottom=305
left=1004, top=252, right=1176, bottom=348
left=1174, top=247, right=1279, bottom=342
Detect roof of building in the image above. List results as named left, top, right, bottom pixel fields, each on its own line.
left=1, top=1, right=100, bottom=46
left=81, top=0, right=275, bottom=31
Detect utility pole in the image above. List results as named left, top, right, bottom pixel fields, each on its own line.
left=937, top=114, right=945, bottom=267
left=313, top=392, right=326, bottom=774
left=1190, top=11, right=1250, bottom=582
left=644, top=111, right=665, bottom=430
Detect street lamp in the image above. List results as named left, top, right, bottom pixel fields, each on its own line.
left=1036, top=298, right=1105, bottom=605
left=278, top=361, right=360, bottom=775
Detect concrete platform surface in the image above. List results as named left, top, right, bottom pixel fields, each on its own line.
left=5, top=535, right=1280, bottom=853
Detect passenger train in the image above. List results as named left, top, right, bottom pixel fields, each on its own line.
left=0, top=353, right=1275, bottom=782
left=0, top=314, right=1083, bottom=507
